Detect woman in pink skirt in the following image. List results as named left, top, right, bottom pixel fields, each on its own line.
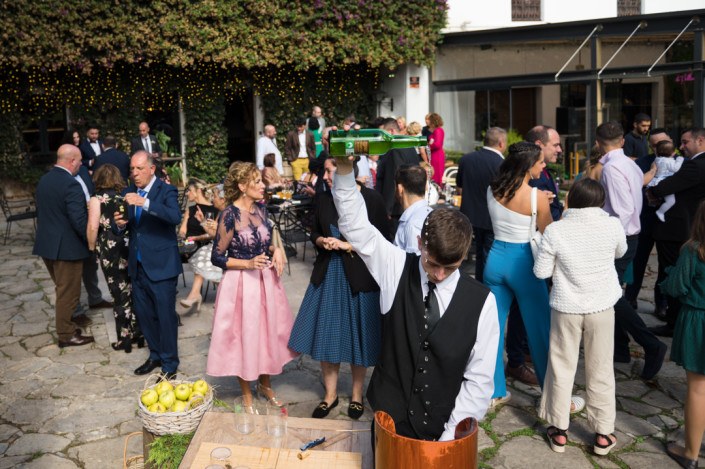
left=208, top=162, right=298, bottom=411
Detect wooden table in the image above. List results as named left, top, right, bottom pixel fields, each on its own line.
left=179, top=411, right=372, bottom=468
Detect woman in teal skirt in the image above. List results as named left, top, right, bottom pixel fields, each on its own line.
left=662, top=200, right=705, bottom=469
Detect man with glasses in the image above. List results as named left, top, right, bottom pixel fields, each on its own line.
left=332, top=153, right=499, bottom=441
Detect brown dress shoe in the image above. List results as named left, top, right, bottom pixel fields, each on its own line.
left=72, top=314, right=93, bottom=327
left=507, top=364, right=539, bottom=385
left=89, top=300, right=113, bottom=310
left=58, top=331, right=95, bottom=348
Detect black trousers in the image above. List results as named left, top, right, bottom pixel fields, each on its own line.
left=614, top=236, right=662, bottom=359
left=655, top=239, right=684, bottom=328
left=624, top=206, right=666, bottom=308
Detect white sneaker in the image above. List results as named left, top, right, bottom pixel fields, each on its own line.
left=490, top=391, right=512, bottom=409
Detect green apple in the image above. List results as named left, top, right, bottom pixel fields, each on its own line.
left=171, top=400, right=189, bottom=413
left=192, top=379, right=209, bottom=395
left=140, top=389, right=159, bottom=407
left=159, top=389, right=176, bottom=409
left=148, top=402, right=166, bottom=413
left=155, top=381, right=173, bottom=395
left=188, top=393, right=204, bottom=409
left=174, top=384, right=191, bottom=401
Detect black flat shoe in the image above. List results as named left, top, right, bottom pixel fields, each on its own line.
left=666, top=442, right=699, bottom=469
left=312, top=396, right=339, bottom=419
left=134, top=359, right=162, bottom=375
left=111, top=340, right=132, bottom=353
left=131, top=336, right=145, bottom=348
left=641, top=342, right=667, bottom=381
left=348, top=400, right=364, bottom=419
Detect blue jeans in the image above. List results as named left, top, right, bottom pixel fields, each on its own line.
left=484, top=241, right=551, bottom=398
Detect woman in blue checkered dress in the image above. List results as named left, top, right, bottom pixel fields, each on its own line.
left=288, top=158, right=391, bottom=420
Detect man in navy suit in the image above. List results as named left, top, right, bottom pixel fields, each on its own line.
left=94, top=135, right=131, bottom=183
left=456, top=126, right=507, bottom=283
left=33, top=144, right=95, bottom=347
left=526, top=125, right=563, bottom=220
left=115, top=151, right=182, bottom=377
left=78, top=124, right=103, bottom=171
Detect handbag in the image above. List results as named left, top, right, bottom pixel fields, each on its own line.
left=529, top=187, right=543, bottom=261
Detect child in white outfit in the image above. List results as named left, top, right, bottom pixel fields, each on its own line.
left=647, top=140, right=684, bottom=222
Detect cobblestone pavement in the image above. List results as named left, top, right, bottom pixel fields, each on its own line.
left=0, top=218, right=704, bottom=468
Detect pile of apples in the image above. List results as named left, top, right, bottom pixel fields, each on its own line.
left=140, top=379, right=210, bottom=413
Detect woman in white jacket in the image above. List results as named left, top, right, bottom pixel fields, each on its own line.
left=533, top=178, right=627, bottom=457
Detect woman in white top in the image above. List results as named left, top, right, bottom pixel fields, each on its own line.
left=534, top=178, right=627, bottom=456
left=484, top=142, right=553, bottom=405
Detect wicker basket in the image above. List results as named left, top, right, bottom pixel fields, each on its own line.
left=137, top=373, right=214, bottom=436
left=123, top=432, right=144, bottom=469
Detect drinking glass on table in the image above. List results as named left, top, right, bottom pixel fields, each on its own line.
left=234, top=396, right=257, bottom=434
left=266, top=404, right=287, bottom=437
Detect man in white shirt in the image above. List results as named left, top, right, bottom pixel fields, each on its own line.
left=332, top=154, right=499, bottom=442
left=394, top=165, right=433, bottom=255
left=256, top=125, right=283, bottom=174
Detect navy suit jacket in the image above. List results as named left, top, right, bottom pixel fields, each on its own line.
left=651, top=153, right=705, bottom=243
left=529, top=169, right=563, bottom=221
left=32, top=167, right=90, bottom=261
left=456, top=148, right=503, bottom=231
left=123, top=178, right=182, bottom=281
left=79, top=139, right=103, bottom=169
left=94, top=148, right=131, bottom=182
left=130, top=135, right=162, bottom=156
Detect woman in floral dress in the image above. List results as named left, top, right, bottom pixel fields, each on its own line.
left=87, top=164, right=141, bottom=353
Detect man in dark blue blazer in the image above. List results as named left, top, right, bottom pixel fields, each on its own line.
left=94, top=135, right=131, bottom=183
left=115, top=151, right=182, bottom=377
left=33, top=144, right=95, bottom=347
left=78, top=124, right=103, bottom=171
left=526, top=125, right=564, bottom=220
left=456, top=127, right=506, bottom=283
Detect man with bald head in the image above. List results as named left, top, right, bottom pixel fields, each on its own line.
left=115, top=151, right=182, bottom=378
left=256, top=124, right=283, bottom=174
left=130, top=121, right=161, bottom=157
left=311, top=105, right=326, bottom=131
left=33, top=144, right=95, bottom=348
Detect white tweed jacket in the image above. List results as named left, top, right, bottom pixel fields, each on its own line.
left=533, top=207, right=628, bottom=314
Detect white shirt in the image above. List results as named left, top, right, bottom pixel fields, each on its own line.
left=143, top=137, right=152, bottom=154
left=256, top=136, right=283, bottom=174
left=297, top=132, right=307, bottom=158
left=533, top=207, right=627, bottom=314
left=356, top=154, right=373, bottom=188
left=599, top=148, right=643, bottom=236
left=74, top=175, right=90, bottom=203
left=333, top=171, right=499, bottom=441
left=394, top=199, right=432, bottom=255
left=89, top=140, right=101, bottom=156
left=138, top=176, right=157, bottom=212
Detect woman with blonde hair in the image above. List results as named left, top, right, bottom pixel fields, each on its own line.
left=427, top=113, right=445, bottom=185
left=406, top=121, right=429, bottom=165
left=208, top=162, right=297, bottom=411
left=179, top=178, right=219, bottom=311
left=396, top=116, right=407, bottom=135
left=87, top=164, right=142, bottom=352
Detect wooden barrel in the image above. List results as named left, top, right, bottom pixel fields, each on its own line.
left=374, top=411, right=477, bottom=469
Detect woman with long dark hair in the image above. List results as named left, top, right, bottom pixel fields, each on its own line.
left=483, top=142, right=553, bottom=406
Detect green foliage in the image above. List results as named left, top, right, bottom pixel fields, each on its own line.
left=505, top=128, right=524, bottom=153
left=165, top=164, right=183, bottom=187
left=147, top=432, right=194, bottom=469
left=184, top=100, right=229, bottom=183
left=155, top=130, right=173, bottom=156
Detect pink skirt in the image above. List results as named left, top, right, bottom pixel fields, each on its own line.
left=206, top=267, right=298, bottom=381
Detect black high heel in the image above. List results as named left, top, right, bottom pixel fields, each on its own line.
left=111, top=340, right=132, bottom=353
left=131, top=336, right=145, bottom=348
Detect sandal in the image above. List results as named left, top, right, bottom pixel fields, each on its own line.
left=594, top=433, right=617, bottom=456
left=546, top=426, right=568, bottom=453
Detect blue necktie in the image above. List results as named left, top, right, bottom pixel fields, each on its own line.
left=135, top=189, right=147, bottom=222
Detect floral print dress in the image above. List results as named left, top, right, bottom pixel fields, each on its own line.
left=95, top=190, right=139, bottom=342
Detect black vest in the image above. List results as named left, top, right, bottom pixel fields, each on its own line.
left=367, top=254, right=489, bottom=441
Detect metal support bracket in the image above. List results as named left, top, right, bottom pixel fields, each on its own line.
left=555, top=25, right=603, bottom=81
left=598, top=21, right=647, bottom=79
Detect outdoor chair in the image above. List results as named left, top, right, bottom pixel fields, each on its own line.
left=0, top=189, right=37, bottom=245
left=374, top=410, right=478, bottom=469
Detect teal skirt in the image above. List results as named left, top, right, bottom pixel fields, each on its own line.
left=670, top=306, right=705, bottom=375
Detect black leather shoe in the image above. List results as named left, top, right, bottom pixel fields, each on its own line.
left=348, top=400, right=364, bottom=419
left=134, top=359, right=162, bottom=375
left=666, top=442, right=699, bottom=469
left=89, top=299, right=113, bottom=310
left=642, top=342, right=667, bottom=381
left=648, top=325, right=674, bottom=337
left=58, top=331, right=95, bottom=348
left=72, top=314, right=93, bottom=327
left=312, top=396, right=339, bottom=419
left=654, top=305, right=669, bottom=322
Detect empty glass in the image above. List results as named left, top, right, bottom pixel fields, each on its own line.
left=266, top=403, right=287, bottom=437
left=234, top=396, right=257, bottom=434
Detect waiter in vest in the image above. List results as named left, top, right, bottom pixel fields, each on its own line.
left=332, top=153, right=499, bottom=441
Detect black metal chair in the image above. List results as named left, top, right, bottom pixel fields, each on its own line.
left=0, top=189, right=37, bottom=245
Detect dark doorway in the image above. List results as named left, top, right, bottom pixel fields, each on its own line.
left=604, top=82, right=652, bottom=134
left=225, top=90, right=255, bottom=164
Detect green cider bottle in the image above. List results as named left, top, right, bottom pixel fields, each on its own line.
left=328, top=129, right=427, bottom=157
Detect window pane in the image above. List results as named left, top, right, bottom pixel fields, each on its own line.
left=512, top=0, right=541, bottom=21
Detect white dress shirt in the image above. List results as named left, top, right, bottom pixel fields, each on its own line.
left=297, top=132, right=307, bottom=159
left=333, top=171, right=499, bottom=441
left=89, top=141, right=101, bottom=156
left=139, top=176, right=157, bottom=212
left=394, top=198, right=432, bottom=255
left=74, top=175, right=91, bottom=203
left=143, top=137, right=152, bottom=154
left=256, top=136, right=283, bottom=174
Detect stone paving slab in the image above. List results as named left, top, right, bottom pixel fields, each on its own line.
left=0, top=221, right=694, bottom=468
